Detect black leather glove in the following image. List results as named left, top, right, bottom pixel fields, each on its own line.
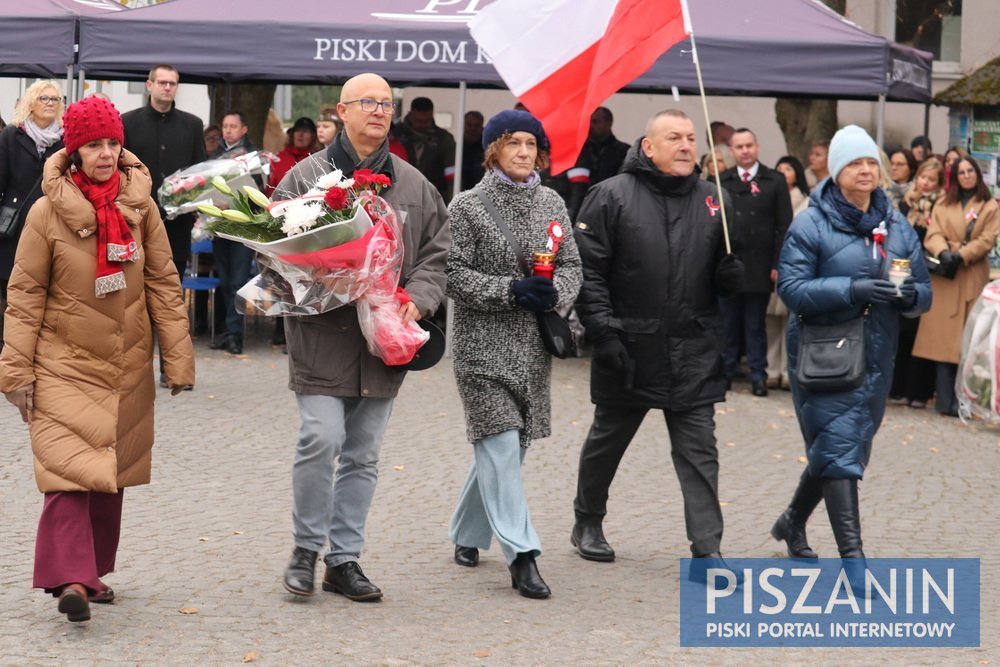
left=715, top=254, right=745, bottom=297
left=939, top=250, right=962, bottom=273
left=852, top=278, right=898, bottom=305
left=897, top=275, right=917, bottom=307
left=510, top=276, right=557, bottom=312
left=592, top=336, right=628, bottom=372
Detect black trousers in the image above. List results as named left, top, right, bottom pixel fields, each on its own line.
left=574, top=403, right=724, bottom=556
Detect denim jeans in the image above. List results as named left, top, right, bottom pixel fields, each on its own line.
left=448, top=429, right=541, bottom=565
left=291, top=394, right=393, bottom=567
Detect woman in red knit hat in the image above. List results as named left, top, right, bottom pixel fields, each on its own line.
left=0, top=95, right=195, bottom=622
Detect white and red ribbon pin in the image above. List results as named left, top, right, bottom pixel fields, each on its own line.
left=546, top=220, right=565, bottom=253
left=705, top=196, right=720, bottom=217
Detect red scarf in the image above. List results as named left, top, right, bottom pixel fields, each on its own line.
left=71, top=169, right=139, bottom=297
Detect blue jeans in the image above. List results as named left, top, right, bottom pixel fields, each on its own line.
left=448, top=429, right=541, bottom=565
left=291, top=394, right=393, bottom=567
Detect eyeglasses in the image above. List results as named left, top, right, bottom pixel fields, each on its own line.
left=37, top=95, right=61, bottom=105
left=153, top=80, right=179, bottom=88
left=342, top=98, right=397, bottom=114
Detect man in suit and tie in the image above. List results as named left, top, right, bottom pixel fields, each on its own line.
left=719, top=128, right=793, bottom=397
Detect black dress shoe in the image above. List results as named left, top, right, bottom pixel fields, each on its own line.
left=283, top=546, right=318, bottom=597
left=225, top=338, right=243, bottom=355
left=209, top=337, right=228, bottom=350
left=688, top=552, right=743, bottom=586
left=508, top=553, right=550, bottom=599
left=570, top=522, right=615, bottom=562
left=322, top=561, right=383, bottom=601
left=454, top=545, right=479, bottom=567
left=751, top=380, right=768, bottom=397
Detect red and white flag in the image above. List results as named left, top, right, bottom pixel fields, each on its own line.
left=470, top=0, right=690, bottom=175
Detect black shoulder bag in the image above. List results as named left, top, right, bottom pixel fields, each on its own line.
left=473, top=187, right=575, bottom=359
left=795, top=307, right=868, bottom=392
left=0, top=174, right=42, bottom=240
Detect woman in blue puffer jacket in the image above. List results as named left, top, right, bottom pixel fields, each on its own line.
left=772, top=125, right=932, bottom=562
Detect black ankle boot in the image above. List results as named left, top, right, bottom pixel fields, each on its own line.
left=822, top=478, right=865, bottom=558
left=570, top=521, right=615, bottom=562
left=283, top=546, right=318, bottom=596
left=772, top=468, right=823, bottom=558
left=508, top=553, right=550, bottom=599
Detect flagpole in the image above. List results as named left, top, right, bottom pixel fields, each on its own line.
left=681, top=0, right=731, bottom=254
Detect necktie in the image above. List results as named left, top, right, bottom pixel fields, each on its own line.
left=742, top=172, right=751, bottom=184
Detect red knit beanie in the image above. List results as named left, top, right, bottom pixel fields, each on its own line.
left=62, top=96, right=125, bottom=155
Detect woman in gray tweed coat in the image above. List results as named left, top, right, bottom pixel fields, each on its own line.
left=446, top=110, right=582, bottom=599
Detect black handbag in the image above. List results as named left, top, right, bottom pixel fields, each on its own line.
left=924, top=211, right=977, bottom=280
left=473, top=187, right=575, bottom=359
left=795, top=309, right=867, bottom=393
left=0, top=174, right=43, bottom=240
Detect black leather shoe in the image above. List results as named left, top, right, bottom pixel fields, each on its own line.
left=209, top=337, right=227, bottom=350
left=225, top=338, right=243, bottom=355
left=751, top=380, right=768, bottom=397
left=508, top=553, right=550, bottom=599
left=688, top=552, right=743, bottom=586
left=454, top=545, right=479, bottom=567
left=282, top=546, right=318, bottom=597
left=570, top=522, right=615, bottom=562
left=322, top=561, right=383, bottom=601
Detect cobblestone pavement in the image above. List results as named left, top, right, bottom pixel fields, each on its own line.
left=0, top=331, right=997, bottom=666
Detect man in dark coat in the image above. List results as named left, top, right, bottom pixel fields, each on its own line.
left=122, top=64, right=207, bottom=383
left=571, top=109, right=745, bottom=566
left=208, top=110, right=259, bottom=355
left=122, top=64, right=208, bottom=281
left=719, top=128, right=793, bottom=396
left=401, top=96, right=457, bottom=202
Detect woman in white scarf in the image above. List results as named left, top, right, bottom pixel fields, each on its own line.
left=0, top=80, right=65, bottom=348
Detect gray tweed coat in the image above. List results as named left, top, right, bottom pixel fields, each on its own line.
left=447, top=169, right=582, bottom=446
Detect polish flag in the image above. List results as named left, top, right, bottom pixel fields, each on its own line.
left=470, top=0, right=690, bottom=175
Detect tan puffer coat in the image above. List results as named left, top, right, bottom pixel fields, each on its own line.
left=0, top=148, right=194, bottom=493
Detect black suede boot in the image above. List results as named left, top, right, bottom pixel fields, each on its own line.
left=771, top=468, right=823, bottom=558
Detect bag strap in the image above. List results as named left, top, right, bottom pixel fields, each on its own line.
left=474, top=186, right=532, bottom=278
left=960, top=209, right=979, bottom=246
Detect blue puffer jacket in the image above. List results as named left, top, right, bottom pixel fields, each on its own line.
left=777, top=180, right=932, bottom=479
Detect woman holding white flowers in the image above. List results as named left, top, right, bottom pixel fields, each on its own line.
left=446, top=110, right=582, bottom=599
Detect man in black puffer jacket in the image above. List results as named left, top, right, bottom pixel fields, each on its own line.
left=571, top=109, right=744, bottom=569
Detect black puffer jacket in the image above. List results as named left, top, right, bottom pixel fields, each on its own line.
left=574, top=143, right=733, bottom=409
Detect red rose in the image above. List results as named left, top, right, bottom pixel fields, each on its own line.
left=372, top=174, right=392, bottom=188
left=324, top=187, right=348, bottom=210
left=353, top=169, right=374, bottom=188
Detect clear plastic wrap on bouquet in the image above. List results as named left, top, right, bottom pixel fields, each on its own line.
left=158, top=151, right=272, bottom=219
left=356, top=289, right=430, bottom=366
left=957, top=280, right=1000, bottom=423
